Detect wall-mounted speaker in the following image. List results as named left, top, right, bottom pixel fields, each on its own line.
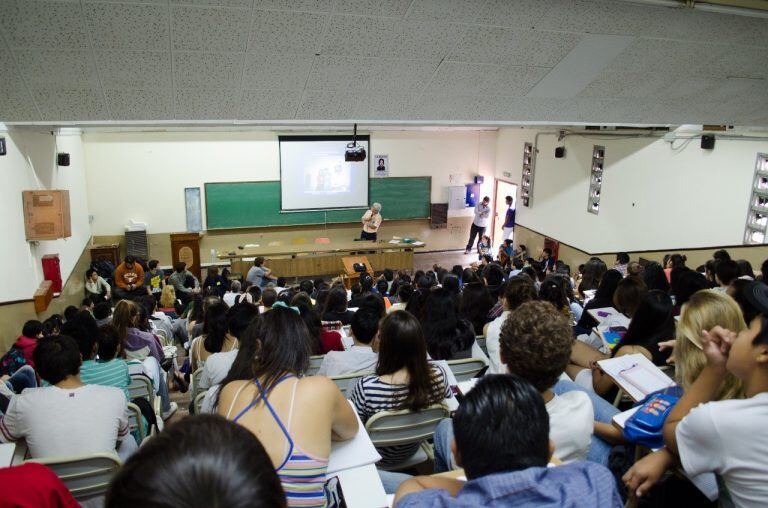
left=474, top=175, right=484, bottom=184
left=555, top=146, right=566, bottom=158
left=701, top=135, right=715, bottom=150
left=0, top=137, right=6, bottom=156
left=57, top=153, right=70, bottom=166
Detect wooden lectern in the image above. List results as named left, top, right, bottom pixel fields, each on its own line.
left=170, top=233, right=202, bottom=281
left=341, top=256, right=374, bottom=290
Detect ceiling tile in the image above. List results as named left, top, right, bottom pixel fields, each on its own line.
left=95, top=50, right=172, bottom=89
left=718, top=46, right=768, bottom=79
left=296, top=90, right=358, bottom=120
left=305, top=55, right=374, bottom=90
left=353, top=92, right=422, bottom=120
left=367, top=59, right=438, bottom=92
left=32, top=88, right=109, bottom=121
left=249, top=10, right=326, bottom=53
left=0, top=50, right=24, bottom=88
left=171, top=0, right=252, bottom=7
left=86, top=0, right=167, bottom=4
left=0, top=0, right=88, bottom=49
left=429, top=62, right=549, bottom=96
left=579, top=71, right=676, bottom=99
left=0, top=83, right=41, bottom=122
left=15, top=50, right=100, bottom=89
left=239, top=89, right=302, bottom=119
left=387, top=20, right=463, bottom=61
left=405, top=0, right=483, bottom=23
left=321, top=15, right=398, bottom=57
left=174, top=88, right=239, bottom=119
left=171, top=5, right=252, bottom=52
left=253, top=0, right=332, bottom=12
left=450, top=27, right=581, bottom=67
left=105, top=88, right=173, bottom=120
left=606, top=38, right=725, bottom=76
left=84, top=1, right=170, bottom=50
left=173, top=52, right=244, bottom=88
left=242, top=53, right=314, bottom=90
left=333, top=0, right=411, bottom=17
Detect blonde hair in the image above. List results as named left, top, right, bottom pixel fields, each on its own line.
left=160, top=285, right=176, bottom=308
left=675, top=290, right=745, bottom=400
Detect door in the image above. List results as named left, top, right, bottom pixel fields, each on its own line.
left=491, top=179, right=518, bottom=248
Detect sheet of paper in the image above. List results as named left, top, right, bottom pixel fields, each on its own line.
left=411, top=241, right=424, bottom=246
left=336, top=464, right=388, bottom=508
left=612, top=405, right=640, bottom=429
left=327, top=402, right=382, bottom=475
left=597, top=354, right=675, bottom=401
left=0, top=443, right=16, bottom=468
left=388, top=239, right=401, bottom=244
left=457, top=378, right=478, bottom=395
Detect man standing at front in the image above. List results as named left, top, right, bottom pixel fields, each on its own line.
left=502, top=195, right=515, bottom=241
left=465, top=196, right=490, bottom=254
left=360, top=203, right=382, bottom=241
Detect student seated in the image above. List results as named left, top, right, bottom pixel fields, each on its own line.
left=349, top=311, right=450, bottom=468
left=568, top=290, right=675, bottom=399
left=321, top=286, right=355, bottom=325
left=485, top=276, right=537, bottom=374
left=143, top=259, right=164, bottom=301
left=652, top=281, right=768, bottom=508
left=63, top=311, right=131, bottom=400
left=168, top=261, right=201, bottom=305
left=106, top=415, right=286, bottom=508
left=421, top=288, right=475, bottom=361
left=113, top=255, right=145, bottom=301
left=576, top=269, right=623, bottom=331
left=394, top=375, right=621, bottom=507
left=458, top=282, right=495, bottom=335
left=200, top=304, right=259, bottom=390
left=191, top=301, right=237, bottom=373
left=620, top=290, right=744, bottom=501
left=388, top=283, right=412, bottom=313
left=0, top=335, right=135, bottom=460
left=223, top=279, right=243, bottom=307
left=291, top=293, right=323, bottom=355
left=436, top=301, right=593, bottom=468
left=246, top=256, right=277, bottom=288
left=317, top=309, right=380, bottom=377
left=261, top=288, right=278, bottom=311
left=218, top=306, right=358, bottom=507
left=158, top=284, right=179, bottom=316
left=85, top=267, right=112, bottom=301
left=203, top=266, right=227, bottom=298
left=8, top=320, right=43, bottom=370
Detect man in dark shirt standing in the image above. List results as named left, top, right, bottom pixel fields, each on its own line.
left=502, top=195, right=515, bottom=241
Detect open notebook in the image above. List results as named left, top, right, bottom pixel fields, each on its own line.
left=597, top=354, right=675, bottom=402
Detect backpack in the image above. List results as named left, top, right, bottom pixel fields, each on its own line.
left=0, top=346, right=27, bottom=377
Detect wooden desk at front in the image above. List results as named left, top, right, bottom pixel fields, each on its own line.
left=219, top=239, right=425, bottom=279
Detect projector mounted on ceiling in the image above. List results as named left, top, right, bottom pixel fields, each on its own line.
left=345, top=123, right=366, bottom=162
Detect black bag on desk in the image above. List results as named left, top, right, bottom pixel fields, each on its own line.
left=353, top=263, right=367, bottom=273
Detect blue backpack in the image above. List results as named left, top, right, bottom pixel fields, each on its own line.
left=622, top=385, right=683, bottom=449
left=0, top=346, right=27, bottom=377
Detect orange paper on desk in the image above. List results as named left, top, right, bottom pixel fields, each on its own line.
left=315, top=237, right=330, bottom=244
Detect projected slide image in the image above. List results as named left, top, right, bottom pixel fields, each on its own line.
left=304, top=162, right=351, bottom=195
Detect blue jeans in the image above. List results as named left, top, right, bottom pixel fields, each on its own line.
left=378, top=470, right=412, bottom=494
left=433, top=419, right=455, bottom=473
left=553, top=378, right=619, bottom=465
left=5, top=365, right=37, bottom=393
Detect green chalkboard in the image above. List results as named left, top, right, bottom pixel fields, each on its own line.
left=204, top=177, right=431, bottom=230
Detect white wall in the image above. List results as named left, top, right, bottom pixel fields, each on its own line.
left=495, top=127, right=768, bottom=253
left=0, top=127, right=90, bottom=302
left=83, top=130, right=497, bottom=235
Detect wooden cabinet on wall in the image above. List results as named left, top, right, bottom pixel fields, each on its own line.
left=170, top=233, right=202, bottom=281
left=22, top=190, right=71, bottom=241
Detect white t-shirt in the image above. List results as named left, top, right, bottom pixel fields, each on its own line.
left=676, top=393, right=768, bottom=508
left=200, top=349, right=239, bottom=390
left=223, top=291, right=238, bottom=307
left=317, top=346, right=378, bottom=377
left=546, top=391, right=593, bottom=463
left=485, top=311, right=510, bottom=375
left=472, top=203, right=491, bottom=227
left=0, top=384, right=129, bottom=458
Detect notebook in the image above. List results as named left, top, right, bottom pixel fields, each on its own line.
left=597, top=354, right=675, bottom=402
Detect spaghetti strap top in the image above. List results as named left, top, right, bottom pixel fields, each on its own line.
left=228, top=375, right=329, bottom=508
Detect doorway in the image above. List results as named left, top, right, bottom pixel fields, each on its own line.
left=491, top=179, right=518, bottom=250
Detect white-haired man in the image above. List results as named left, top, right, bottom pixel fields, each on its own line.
left=360, top=203, right=382, bottom=241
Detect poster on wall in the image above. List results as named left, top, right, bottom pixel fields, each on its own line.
left=373, top=154, right=389, bottom=178
left=185, top=187, right=202, bottom=232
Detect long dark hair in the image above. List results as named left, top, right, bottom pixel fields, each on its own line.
left=579, top=258, right=607, bottom=296
left=459, top=282, right=494, bottom=335
left=106, top=415, right=286, bottom=508
left=203, top=301, right=230, bottom=353
left=250, top=307, right=311, bottom=391
left=422, top=288, right=475, bottom=360
left=593, top=269, right=623, bottom=303
left=292, top=292, right=322, bottom=355
left=322, top=287, right=348, bottom=315
left=614, top=290, right=675, bottom=362
left=538, top=276, right=569, bottom=312
left=643, top=262, right=670, bottom=293
left=376, top=311, right=444, bottom=412
left=405, top=287, right=429, bottom=319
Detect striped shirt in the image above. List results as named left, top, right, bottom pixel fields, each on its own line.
left=348, top=365, right=450, bottom=466
left=81, top=359, right=132, bottom=400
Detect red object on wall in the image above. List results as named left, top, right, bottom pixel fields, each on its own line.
left=42, top=254, right=62, bottom=293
